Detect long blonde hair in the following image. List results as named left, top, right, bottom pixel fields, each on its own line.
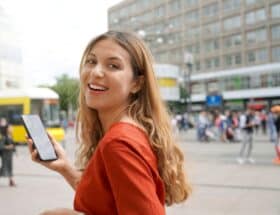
left=75, top=31, right=191, bottom=205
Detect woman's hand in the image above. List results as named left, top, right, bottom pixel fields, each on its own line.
left=26, top=133, right=71, bottom=174
left=40, top=208, right=84, bottom=215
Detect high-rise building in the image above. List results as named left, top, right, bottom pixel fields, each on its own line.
left=0, top=5, right=23, bottom=89
left=108, top=0, right=280, bottom=111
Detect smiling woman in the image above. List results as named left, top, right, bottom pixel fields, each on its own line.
left=27, top=31, right=191, bottom=215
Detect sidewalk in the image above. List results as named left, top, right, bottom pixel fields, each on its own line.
left=167, top=130, right=280, bottom=215
left=0, top=129, right=279, bottom=215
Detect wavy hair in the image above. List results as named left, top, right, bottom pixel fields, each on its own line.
left=75, top=31, right=191, bottom=205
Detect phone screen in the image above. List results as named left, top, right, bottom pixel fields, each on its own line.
left=22, top=115, right=57, bottom=161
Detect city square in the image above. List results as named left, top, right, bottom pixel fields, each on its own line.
left=0, top=128, right=279, bottom=215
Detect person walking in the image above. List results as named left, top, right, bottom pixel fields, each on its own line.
left=27, top=31, right=191, bottom=215
left=273, top=112, right=280, bottom=165
left=267, top=111, right=277, bottom=143
left=237, top=108, right=255, bottom=164
left=0, top=117, right=16, bottom=186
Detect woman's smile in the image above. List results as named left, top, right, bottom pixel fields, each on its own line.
left=87, top=83, right=109, bottom=95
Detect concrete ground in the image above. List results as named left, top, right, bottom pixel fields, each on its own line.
left=0, top=128, right=279, bottom=215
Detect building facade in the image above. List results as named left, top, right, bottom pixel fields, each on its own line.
left=108, top=0, right=280, bottom=110
left=0, top=5, right=23, bottom=89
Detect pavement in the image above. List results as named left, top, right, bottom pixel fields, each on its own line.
left=0, top=128, right=280, bottom=215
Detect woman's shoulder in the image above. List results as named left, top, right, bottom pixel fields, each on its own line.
left=99, top=120, right=154, bottom=156
left=104, top=120, right=148, bottom=143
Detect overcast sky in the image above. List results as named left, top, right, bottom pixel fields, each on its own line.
left=2, top=0, right=122, bottom=86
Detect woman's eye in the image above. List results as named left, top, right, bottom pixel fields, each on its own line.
left=85, top=59, right=96, bottom=65
left=108, top=64, right=119, bottom=69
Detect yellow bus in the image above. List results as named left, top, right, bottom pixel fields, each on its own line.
left=0, top=87, right=65, bottom=144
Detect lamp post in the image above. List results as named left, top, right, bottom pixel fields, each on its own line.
left=184, top=52, right=194, bottom=114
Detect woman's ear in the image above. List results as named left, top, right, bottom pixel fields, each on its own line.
left=131, top=75, right=144, bottom=94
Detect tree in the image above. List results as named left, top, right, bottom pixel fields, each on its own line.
left=51, top=74, right=79, bottom=112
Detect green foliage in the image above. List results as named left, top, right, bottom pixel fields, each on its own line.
left=51, top=74, right=79, bottom=112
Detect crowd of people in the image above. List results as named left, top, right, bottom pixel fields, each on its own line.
left=172, top=107, right=280, bottom=165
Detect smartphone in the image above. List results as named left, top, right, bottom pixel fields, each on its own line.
left=21, top=114, right=57, bottom=161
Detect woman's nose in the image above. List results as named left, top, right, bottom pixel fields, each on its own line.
left=90, top=64, right=104, bottom=77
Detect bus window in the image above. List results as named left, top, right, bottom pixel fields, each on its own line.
left=42, top=103, right=60, bottom=127
left=31, top=100, right=43, bottom=116
left=0, top=105, right=23, bottom=125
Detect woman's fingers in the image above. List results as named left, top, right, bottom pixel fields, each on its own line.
left=31, top=149, right=39, bottom=161
left=47, top=132, right=56, bottom=145
left=26, top=136, right=34, bottom=154
left=47, top=132, right=65, bottom=157
left=26, top=136, right=40, bottom=162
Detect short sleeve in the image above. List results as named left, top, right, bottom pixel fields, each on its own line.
left=101, top=139, right=165, bottom=215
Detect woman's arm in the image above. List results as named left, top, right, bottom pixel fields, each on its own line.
left=58, top=163, right=82, bottom=190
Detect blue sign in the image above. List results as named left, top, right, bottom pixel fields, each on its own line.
left=206, top=95, right=223, bottom=107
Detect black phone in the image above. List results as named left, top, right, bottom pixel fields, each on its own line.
left=21, top=114, right=57, bottom=161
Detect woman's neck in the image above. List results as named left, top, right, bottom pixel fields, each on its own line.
left=98, top=107, right=128, bottom=133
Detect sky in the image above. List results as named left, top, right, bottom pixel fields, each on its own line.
left=1, top=0, right=122, bottom=86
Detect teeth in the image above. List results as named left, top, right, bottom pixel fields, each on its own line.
left=89, top=84, right=107, bottom=91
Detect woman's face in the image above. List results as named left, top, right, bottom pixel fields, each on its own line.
left=82, top=39, right=138, bottom=113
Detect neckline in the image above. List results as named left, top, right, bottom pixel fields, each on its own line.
left=108, top=121, right=147, bottom=136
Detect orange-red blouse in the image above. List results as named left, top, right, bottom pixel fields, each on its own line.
left=74, top=122, right=165, bottom=215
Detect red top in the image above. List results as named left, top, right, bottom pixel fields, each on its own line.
left=74, top=122, right=165, bottom=215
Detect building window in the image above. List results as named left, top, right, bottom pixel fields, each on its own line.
left=247, top=51, right=256, bottom=62
left=223, top=16, right=241, bottom=31
left=186, top=44, right=200, bottom=54
left=186, top=27, right=200, bottom=38
left=246, top=28, right=267, bottom=44
left=224, top=53, right=242, bottom=66
left=245, top=0, right=264, bottom=6
left=206, top=57, right=220, bottom=70
left=272, top=25, right=280, bottom=41
left=246, top=8, right=266, bottom=25
left=271, top=4, right=280, bottom=18
left=235, top=54, right=241, bottom=64
left=184, top=0, right=198, bottom=7
left=185, top=10, right=199, bottom=23
left=155, top=6, right=165, bottom=18
left=225, top=55, right=232, bottom=66
left=195, top=61, right=200, bottom=71
left=272, top=46, right=280, bottom=62
left=204, top=21, right=220, bottom=35
left=204, top=39, right=219, bottom=52
left=224, top=34, right=242, bottom=48
left=203, top=3, right=219, bottom=18
left=247, top=48, right=268, bottom=63
left=169, top=16, right=182, bottom=29
left=192, top=82, right=204, bottom=94
left=223, top=0, right=241, bottom=12
left=168, top=0, right=181, bottom=13
left=250, top=75, right=261, bottom=88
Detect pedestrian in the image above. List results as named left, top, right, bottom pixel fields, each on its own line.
left=0, top=117, right=16, bottom=186
left=237, top=108, right=255, bottom=164
left=272, top=112, right=280, bottom=165
left=27, top=31, right=191, bottom=215
left=267, top=111, right=277, bottom=143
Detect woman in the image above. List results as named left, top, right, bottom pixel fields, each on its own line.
left=0, top=117, right=16, bottom=186
left=27, top=31, right=191, bottom=215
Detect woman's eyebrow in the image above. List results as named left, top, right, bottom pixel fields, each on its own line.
left=107, top=56, right=122, bottom=61
left=88, top=52, right=123, bottom=62
left=87, top=53, right=95, bottom=57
